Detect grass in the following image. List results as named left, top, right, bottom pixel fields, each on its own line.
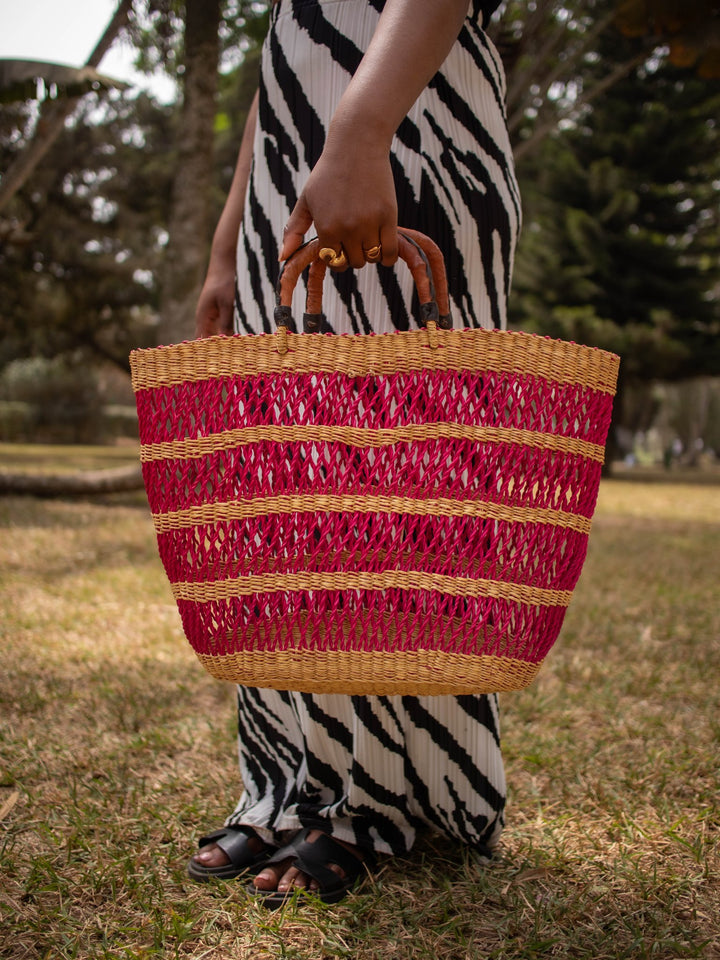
left=1, top=446, right=718, bottom=959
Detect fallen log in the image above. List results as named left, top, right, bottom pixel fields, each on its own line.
left=0, top=464, right=145, bottom=497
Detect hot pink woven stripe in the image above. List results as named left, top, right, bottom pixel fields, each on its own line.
left=135, top=370, right=615, bottom=447
left=142, top=441, right=603, bottom=518
left=156, top=513, right=589, bottom=591
left=175, top=590, right=568, bottom=664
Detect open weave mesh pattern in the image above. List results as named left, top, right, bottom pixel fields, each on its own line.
left=131, top=328, right=618, bottom=694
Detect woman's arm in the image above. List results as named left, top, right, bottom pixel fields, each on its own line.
left=280, top=0, right=470, bottom=268
left=195, top=89, right=259, bottom=337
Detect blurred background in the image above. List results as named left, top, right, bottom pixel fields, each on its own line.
left=0, top=0, right=718, bottom=483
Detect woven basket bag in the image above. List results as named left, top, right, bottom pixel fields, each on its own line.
left=130, top=230, right=619, bottom=695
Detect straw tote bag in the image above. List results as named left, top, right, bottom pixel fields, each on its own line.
left=130, top=230, right=619, bottom=695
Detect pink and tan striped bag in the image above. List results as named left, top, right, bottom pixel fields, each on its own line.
left=130, top=231, right=619, bottom=695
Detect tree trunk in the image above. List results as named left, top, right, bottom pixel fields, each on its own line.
left=0, top=464, right=144, bottom=497
left=0, top=0, right=132, bottom=215
left=156, top=0, right=220, bottom=346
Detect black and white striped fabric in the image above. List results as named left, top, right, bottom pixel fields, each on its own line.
left=228, top=687, right=505, bottom=856
left=228, top=0, right=518, bottom=857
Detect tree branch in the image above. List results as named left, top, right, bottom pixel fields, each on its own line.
left=513, top=49, right=648, bottom=163
left=508, top=10, right=616, bottom=134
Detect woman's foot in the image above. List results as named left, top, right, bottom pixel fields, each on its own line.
left=192, top=836, right=262, bottom=870
left=250, top=828, right=375, bottom=905
left=187, top=825, right=274, bottom=881
left=252, top=829, right=348, bottom=893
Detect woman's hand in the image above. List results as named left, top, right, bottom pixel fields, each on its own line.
left=280, top=134, right=399, bottom=269
left=194, top=251, right=236, bottom=337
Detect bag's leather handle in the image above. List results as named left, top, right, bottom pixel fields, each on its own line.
left=398, top=229, right=451, bottom=328
left=274, top=230, right=452, bottom=338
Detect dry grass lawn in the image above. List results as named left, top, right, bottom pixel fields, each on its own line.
left=0, top=445, right=718, bottom=958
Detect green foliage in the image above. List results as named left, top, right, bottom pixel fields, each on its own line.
left=0, top=356, right=92, bottom=405
left=0, top=60, right=128, bottom=104
left=1, top=0, right=717, bottom=407
left=512, top=52, right=720, bottom=382
left=0, top=1, right=266, bottom=377
left=615, top=0, right=720, bottom=77
left=0, top=401, right=35, bottom=442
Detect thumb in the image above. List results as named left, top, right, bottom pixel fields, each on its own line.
left=279, top=195, right=313, bottom=260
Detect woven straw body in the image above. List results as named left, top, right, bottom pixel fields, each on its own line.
left=130, top=327, right=619, bottom=694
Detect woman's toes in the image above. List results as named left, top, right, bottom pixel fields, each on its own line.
left=193, top=843, right=230, bottom=868
left=253, top=859, right=290, bottom=891
left=251, top=832, right=359, bottom=896
left=253, top=868, right=279, bottom=890
left=277, top=866, right=308, bottom=892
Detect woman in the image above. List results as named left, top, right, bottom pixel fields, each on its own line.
left=190, top=0, right=520, bottom=907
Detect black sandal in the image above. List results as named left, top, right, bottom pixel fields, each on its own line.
left=187, top=825, right=276, bottom=881
left=249, top=827, right=376, bottom=908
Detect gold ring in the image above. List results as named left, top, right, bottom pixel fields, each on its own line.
left=319, top=246, right=348, bottom=269
left=365, top=244, right=382, bottom=263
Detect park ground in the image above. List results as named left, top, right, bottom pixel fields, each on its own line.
left=0, top=444, right=718, bottom=959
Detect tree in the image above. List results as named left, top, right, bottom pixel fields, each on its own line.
left=0, top=1, right=267, bottom=494
left=156, top=0, right=221, bottom=345
left=2, top=0, right=717, bottom=493
left=0, top=60, right=125, bottom=103
left=615, top=0, right=720, bottom=78
left=509, top=45, right=720, bottom=467
left=511, top=46, right=719, bottom=375
left=138, top=0, right=269, bottom=344
left=0, top=0, right=267, bottom=369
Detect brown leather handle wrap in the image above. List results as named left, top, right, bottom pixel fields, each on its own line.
left=306, top=258, right=328, bottom=317
left=274, top=230, right=452, bottom=332
left=399, top=229, right=451, bottom=328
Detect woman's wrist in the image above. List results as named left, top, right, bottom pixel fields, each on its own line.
left=324, top=111, right=394, bottom=164
left=326, top=0, right=469, bottom=154
left=208, top=233, right=237, bottom=268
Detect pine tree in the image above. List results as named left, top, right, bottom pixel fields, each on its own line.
left=512, top=49, right=720, bottom=383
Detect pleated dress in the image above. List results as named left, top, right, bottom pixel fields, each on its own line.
left=229, top=0, right=520, bottom=857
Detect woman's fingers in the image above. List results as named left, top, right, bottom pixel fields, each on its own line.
left=340, top=233, right=369, bottom=270
left=378, top=222, right=399, bottom=267
left=280, top=196, right=313, bottom=261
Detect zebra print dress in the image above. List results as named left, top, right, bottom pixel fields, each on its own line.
left=229, top=0, right=519, bottom=857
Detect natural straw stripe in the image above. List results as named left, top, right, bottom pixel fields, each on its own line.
left=130, top=329, right=620, bottom=394
left=140, top=423, right=606, bottom=464
left=152, top=494, right=592, bottom=534
left=171, top=570, right=573, bottom=607
left=194, top=648, right=543, bottom=695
